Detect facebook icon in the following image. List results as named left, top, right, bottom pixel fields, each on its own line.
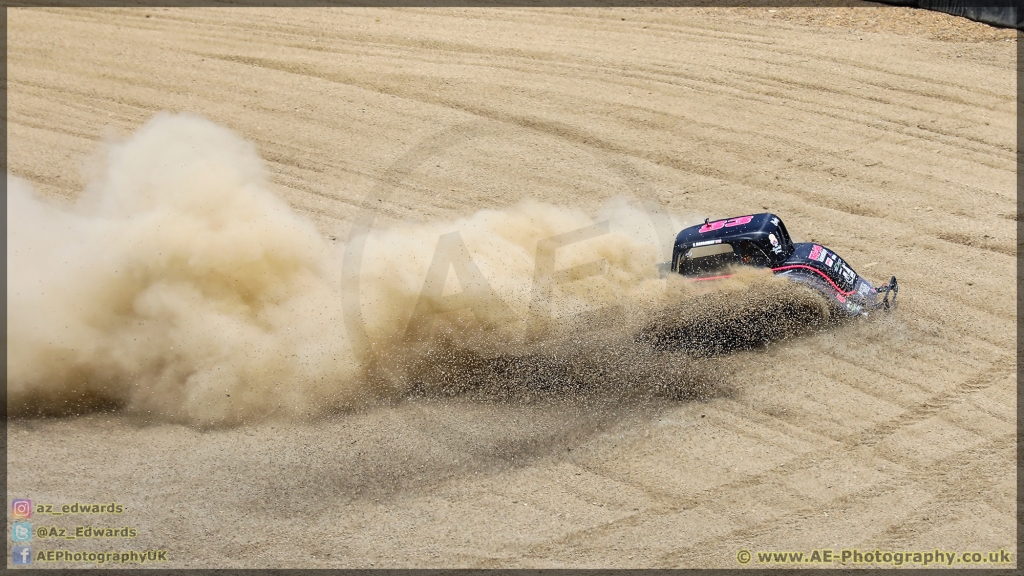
left=12, top=546, right=32, bottom=565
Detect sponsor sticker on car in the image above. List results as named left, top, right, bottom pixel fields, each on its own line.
left=840, top=264, right=856, bottom=284
left=698, top=215, right=753, bottom=233
left=692, top=239, right=722, bottom=247
left=809, top=245, right=826, bottom=262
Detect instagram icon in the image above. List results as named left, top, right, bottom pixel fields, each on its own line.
left=11, top=499, right=32, bottom=519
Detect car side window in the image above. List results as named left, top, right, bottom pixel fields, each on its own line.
left=777, top=221, right=793, bottom=247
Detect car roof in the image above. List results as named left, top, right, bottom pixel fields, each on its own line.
left=674, top=213, right=783, bottom=247
left=671, top=212, right=795, bottom=272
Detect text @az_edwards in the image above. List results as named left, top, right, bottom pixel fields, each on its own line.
left=34, top=525, right=138, bottom=539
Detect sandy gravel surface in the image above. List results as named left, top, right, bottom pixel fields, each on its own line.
left=6, top=7, right=1017, bottom=569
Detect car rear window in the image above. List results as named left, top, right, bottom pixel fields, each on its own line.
left=677, top=242, right=736, bottom=275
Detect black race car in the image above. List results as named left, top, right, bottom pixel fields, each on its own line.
left=669, top=213, right=897, bottom=317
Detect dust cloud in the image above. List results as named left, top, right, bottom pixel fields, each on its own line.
left=7, top=113, right=828, bottom=426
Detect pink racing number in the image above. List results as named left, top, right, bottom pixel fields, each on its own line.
left=699, top=215, right=753, bottom=233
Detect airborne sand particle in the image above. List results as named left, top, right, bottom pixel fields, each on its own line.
left=7, top=112, right=830, bottom=426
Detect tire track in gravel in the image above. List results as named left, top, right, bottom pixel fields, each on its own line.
left=490, top=348, right=1012, bottom=564
left=654, top=433, right=1015, bottom=566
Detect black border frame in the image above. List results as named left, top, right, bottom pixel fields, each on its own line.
left=1, top=2, right=1019, bottom=573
